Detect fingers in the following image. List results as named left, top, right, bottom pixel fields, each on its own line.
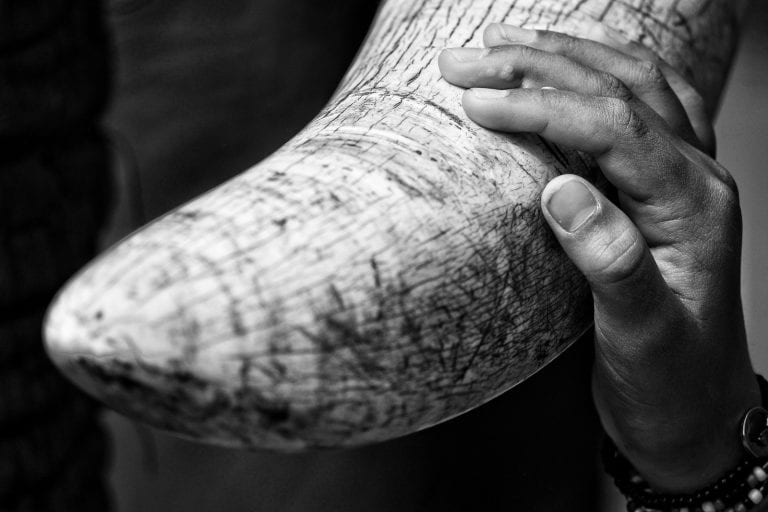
left=587, top=24, right=715, bottom=155
left=462, top=87, right=726, bottom=249
left=439, top=45, right=633, bottom=102
left=462, top=88, right=691, bottom=204
left=540, top=175, right=675, bottom=328
left=478, top=24, right=707, bottom=152
left=439, top=45, right=675, bottom=146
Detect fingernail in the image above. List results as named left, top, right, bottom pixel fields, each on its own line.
left=541, top=86, right=557, bottom=91
left=546, top=179, right=598, bottom=232
left=444, top=47, right=488, bottom=62
left=489, top=23, right=536, bottom=44
left=469, top=88, right=510, bottom=99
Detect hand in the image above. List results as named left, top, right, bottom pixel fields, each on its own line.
left=439, top=23, right=761, bottom=492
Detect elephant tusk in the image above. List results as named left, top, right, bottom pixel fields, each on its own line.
left=44, top=0, right=748, bottom=450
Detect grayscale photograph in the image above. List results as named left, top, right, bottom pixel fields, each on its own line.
left=2, top=0, right=768, bottom=510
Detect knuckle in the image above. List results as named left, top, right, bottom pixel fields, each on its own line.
left=606, top=98, right=648, bottom=139
left=494, top=61, right=518, bottom=82
left=510, top=43, right=537, bottom=68
left=709, top=171, right=740, bottom=212
left=596, top=72, right=633, bottom=101
left=701, top=157, right=739, bottom=200
left=589, top=228, right=646, bottom=285
left=699, top=177, right=743, bottom=250
left=634, top=60, right=668, bottom=89
left=486, top=45, right=529, bottom=82
left=542, top=89, right=571, bottom=113
left=719, top=170, right=739, bottom=198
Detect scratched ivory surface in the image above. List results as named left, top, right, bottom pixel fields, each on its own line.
left=45, top=0, right=746, bottom=449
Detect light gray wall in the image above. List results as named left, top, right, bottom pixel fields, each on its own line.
left=718, top=3, right=768, bottom=376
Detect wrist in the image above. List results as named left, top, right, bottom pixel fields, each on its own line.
left=621, top=421, right=747, bottom=493
left=604, top=375, right=768, bottom=511
left=595, top=351, right=762, bottom=493
left=614, top=386, right=760, bottom=493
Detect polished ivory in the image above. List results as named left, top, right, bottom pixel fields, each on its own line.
left=45, top=0, right=747, bottom=450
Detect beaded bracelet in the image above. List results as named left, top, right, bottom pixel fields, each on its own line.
left=603, top=375, right=768, bottom=512
left=603, top=439, right=768, bottom=511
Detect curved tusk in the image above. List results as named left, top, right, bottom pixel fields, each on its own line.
left=44, top=0, right=746, bottom=450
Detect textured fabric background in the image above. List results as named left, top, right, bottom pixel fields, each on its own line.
left=0, top=1, right=112, bottom=510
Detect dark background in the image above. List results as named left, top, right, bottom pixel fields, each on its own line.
left=96, top=1, right=768, bottom=510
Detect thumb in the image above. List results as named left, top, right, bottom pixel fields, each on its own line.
left=541, top=177, right=760, bottom=491
left=540, top=175, right=676, bottom=340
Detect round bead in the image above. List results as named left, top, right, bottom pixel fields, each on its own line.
left=714, top=499, right=726, bottom=510
left=734, top=503, right=747, bottom=512
left=747, top=475, right=759, bottom=488
left=754, top=467, right=768, bottom=482
left=748, top=489, right=764, bottom=504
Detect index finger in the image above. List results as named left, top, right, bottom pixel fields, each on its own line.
left=484, top=23, right=714, bottom=155
left=587, top=24, right=716, bottom=155
left=462, top=87, right=714, bottom=246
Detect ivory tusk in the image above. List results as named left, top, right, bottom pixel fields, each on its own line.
left=44, top=0, right=748, bottom=450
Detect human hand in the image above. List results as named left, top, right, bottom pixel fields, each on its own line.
left=438, top=24, right=761, bottom=492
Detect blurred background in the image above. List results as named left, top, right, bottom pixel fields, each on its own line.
left=97, top=0, right=768, bottom=510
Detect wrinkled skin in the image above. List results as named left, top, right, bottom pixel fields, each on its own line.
left=440, top=23, right=760, bottom=494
